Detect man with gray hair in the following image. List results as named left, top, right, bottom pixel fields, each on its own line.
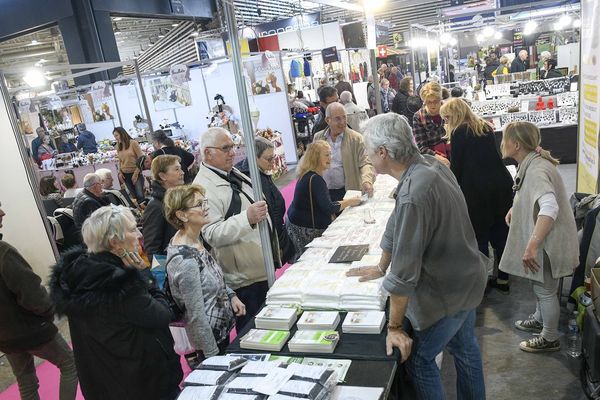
left=339, top=91, right=369, bottom=133
left=313, top=102, right=375, bottom=200
left=95, top=168, right=135, bottom=209
left=75, top=123, right=98, bottom=154
left=73, top=173, right=109, bottom=229
left=511, top=49, right=529, bottom=73
left=194, top=127, right=274, bottom=330
left=347, top=113, right=487, bottom=398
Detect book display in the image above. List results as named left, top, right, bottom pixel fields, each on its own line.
left=296, top=312, right=341, bottom=331
left=342, top=311, right=386, bottom=334
left=288, top=331, right=340, bottom=354
left=254, top=306, right=298, bottom=331
left=239, top=329, right=291, bottom=352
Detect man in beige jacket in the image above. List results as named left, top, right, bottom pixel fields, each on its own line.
left=313, top=102, right=376, bottom=201
left=194, top=127, right=271, bottom=330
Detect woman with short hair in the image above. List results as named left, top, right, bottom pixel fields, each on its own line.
left=61, top=173, right=78, bottom=198
left=39, top=176, right=64, bottom=206
left=49, top=206, right=182, bottom=400
left=142, top=155, right=184, bottom=262
left=286, top=140, right=361, bottom=256
left=440, top=98, right=514, bottom=292
left=493, top=56, right=510, bottom=77
left=113, top=127, right=145, bottom=203
left=500, top=121, right=578, bottom=352
left=37, top=135, right=57, bottom=163
left=164, top=185, right=246, bottom=361
left=412, top=81, right=450, bottom=167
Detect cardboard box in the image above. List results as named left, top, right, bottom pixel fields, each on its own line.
left=591, top=268, right=600, bottom=319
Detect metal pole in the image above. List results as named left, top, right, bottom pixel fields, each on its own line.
left=410, top=25, right=417, bottom=89
left=222, top=0, right=276, bottom=287
left=370, top=49, right=382, bottom=114
left=134, top=59, right=154, bottom=134
left=110, top=82, right=123, bottom=127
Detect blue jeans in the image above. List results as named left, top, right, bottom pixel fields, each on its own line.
left=408, top=309, right=485, bottom=400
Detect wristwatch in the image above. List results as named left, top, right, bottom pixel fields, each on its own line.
left=387, top=323, right=403, bottom=331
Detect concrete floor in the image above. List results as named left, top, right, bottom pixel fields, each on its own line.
left=0, top=164, right=588, bottom=399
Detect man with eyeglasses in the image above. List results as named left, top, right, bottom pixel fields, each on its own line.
left=73, top=173, right=110, bottom=230
left=313, top=102, right=376, bottom=201
left=194, top=127, right=275, bottom=330
left=311, top=86, right=339, bottom=136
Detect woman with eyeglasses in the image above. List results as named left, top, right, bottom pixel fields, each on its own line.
left=412, top=81, right=450, bottom=167
left=235, top=136, right=296, bottom=265
left=164, top=185, right=246, bottom=363
left=142, top=155, right=184, bottom=263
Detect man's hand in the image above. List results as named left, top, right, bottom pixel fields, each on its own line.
left=247, top=201, right=268, bottom=225
left=387, top=329, right=413, bottom=362
left=231, top=296, right=246, bottom=316
left=362, top=182, right=374, bottom=198
left=346, top=266, right=384, bottom=282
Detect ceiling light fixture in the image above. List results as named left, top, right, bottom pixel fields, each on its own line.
left=449, top=37, right=458, bottom=46
left=494, top=31, right=502, bottom=40
left=573, top=19, right=581, bottom=28
left=559, top=14, right=572, bottom=27
left=172, top=23, right=179, bottom=27
left=23, top=68, right=47, bottom=87
left=30, top=39, right=40, bottom=46
left=113, top=17, right=123, bottom=21
left=523, top=20, right=538, bottom=35
left=482, top=26, right=495, bottom=38
left=158, top=29, right=165, bottom=38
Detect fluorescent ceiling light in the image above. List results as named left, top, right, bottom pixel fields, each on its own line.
left=113, top=17, right=123, bottom=21
left=191, top=31, right=199, bottom=37
left=523, top=20, right=538, bottom=35
left=510, top=4, right=580, bottom=21
left=440, top=32, right=452, bottom=44
left=494, top=31, right=502, bottom=40
left=559, top=14, right=572, bottom=26
left=482, top=26, right=494, bottom=37
left=449, top=37, right=458, bottom=46
left=172, top=23, right=179, bottom=27
left=23, top=68, right=47, bottom=87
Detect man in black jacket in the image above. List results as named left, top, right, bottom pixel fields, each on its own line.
left=511, top=49, right=529, bottom=73
left=312, top=86, right=339, bottom=136
left=73, top=173, right=110, bottom=229
left=150, top=130, right=197, bottom=183
left=0, top=202, right=78, bottom=400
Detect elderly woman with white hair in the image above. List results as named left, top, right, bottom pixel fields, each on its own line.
left=339, top=91, right=369, bottom=133
left=348, top=113, right=487, bottom=399
left=49, top=205, right=182, bottom=400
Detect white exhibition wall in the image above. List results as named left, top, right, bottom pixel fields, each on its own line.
left=0, top=92, right=56, bottom=282
left=278, top=22, right=345, bottom=52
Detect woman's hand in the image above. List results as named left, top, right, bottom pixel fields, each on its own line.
left=522, top=242, right=540, bottom=274
left=132, top=169, right=140, bottom=184
left=505, top=207, right=513, bottom=226
left=118, top=172, right=125, bottom=184
left=435, top=154, right=450, bottom=167
left=119, top=249, right=147, bottom=269
left=231, top=296, right=246, bottom=317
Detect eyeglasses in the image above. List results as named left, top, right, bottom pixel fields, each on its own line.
left=329, top=115, right=347, bottom=123
left=207, top=144, right=238, bottom=153
left=188, top=198, right=208, bottom=211
left=262, top=155, right=275, bottom=163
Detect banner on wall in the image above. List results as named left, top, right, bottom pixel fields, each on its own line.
left=196, top=39, right=227, bottom=61
left=243, top=52, right=284, bottom=96
left=577, top=0, right=600, bottom=194
left=147, top=75, right=193, bottom=112
left=254, top=12, right=321, bottom=38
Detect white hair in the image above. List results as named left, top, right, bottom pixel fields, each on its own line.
left=363, top=113, right=418, bottom=164
left=83, top=173, right=102, bottom=189
left=541, top=51, right=551, bottom=60
left=325, top=102, right=346, bottom=118
left=200, top=127, right=230, bottom=154
left=339, top=91, right=353, bottom=105
left=95, top=168, right=112, bottom=180
left=82, top=205, right=136, bottom=253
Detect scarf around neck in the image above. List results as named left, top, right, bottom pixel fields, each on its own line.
left=513, top=151, right=540, bottom=193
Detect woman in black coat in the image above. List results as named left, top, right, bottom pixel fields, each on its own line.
left=49, top=206, right=182, bottom=400
left=142, top=154, right=185, bottom=262
left=441, top=98, right=514, bottom=292
left=236, top=136, right=296, bottom=265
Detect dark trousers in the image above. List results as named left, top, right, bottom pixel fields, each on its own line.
left=328, top=188, right=346, bottom=202
left=5, top=333, right=78, bottom=400
left=477, top=217, right=509, bottom=281
left=234, top=280, right=269, bottom=331
left=122, top=172, right=145, bottom=203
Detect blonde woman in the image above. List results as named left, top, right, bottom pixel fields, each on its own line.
left=441, top=98, right=514, bottom=292
left=492, top=56, right=510, bottom=77
left=286, top=140, right=361, bottom=256
left=164, top=185, right=245, bottom=361
left=499, top=121, right=578, bottom=353
left=412, top=81, right=450, bottom=167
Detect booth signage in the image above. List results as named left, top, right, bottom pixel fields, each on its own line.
left=321, top=46, right=339, bottom=64
left=170, top=64, right=191, bottom=85
left=254, top=12, right=321, bottom=38
left=375, top=23, right=390, bottom=45
left=377, top=45, right=388, bottom=59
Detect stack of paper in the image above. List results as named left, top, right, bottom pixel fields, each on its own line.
left=177, top=385, right=221, bottom=400
left=266, top=269, right=309, bottom=305
left=239, top=329, right=290, bottom=352
left=197, top=355, right=248, bottom=371
left=239, top=360, right=283, bottom=376
left=278, top=380, right=327, bottom=399
left=339, top=277, right=387, bottom=311
left=296, top=311, right=340, bottom=331
left=288, top=330, right=340, bottom=354
left=331, top=386, right=384, bottom=400
left=182, top=370, right=231, bottom=386
left=342, top=311, right=386, bottom=334
left=254, top=306, right=297, bottom=331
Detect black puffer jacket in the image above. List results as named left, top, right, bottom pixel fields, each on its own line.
left=391, top=90, right=419, bottom=127
left=72, top=189, right=109, bottom=229
left=49, top=248, right=182, bottom=400
left=142, top=181, right=177, bottom=262
left=236, top=159, right=296, bottom=265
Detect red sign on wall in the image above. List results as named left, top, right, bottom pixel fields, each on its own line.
left=377, top=45, right=388, bottom=58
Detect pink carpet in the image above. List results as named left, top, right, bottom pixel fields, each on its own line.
left=0, top=179, right=298, bottom=400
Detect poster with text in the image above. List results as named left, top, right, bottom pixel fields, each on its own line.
left=577, top=0, right=600, bottom=194
left=148, top=75, right=192, bottom=111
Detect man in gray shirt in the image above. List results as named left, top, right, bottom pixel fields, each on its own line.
left=348, top=113, right=487, bottom=399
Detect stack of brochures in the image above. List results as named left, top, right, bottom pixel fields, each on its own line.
left=342, top=311, right=386, bottom=334
left=296, top=311, right=340, bottom=331
left=288, top=330, right=340, bottom=354
left=239, top=329, right=290, bottom=352
left=254, top=306, right=297, bottom=331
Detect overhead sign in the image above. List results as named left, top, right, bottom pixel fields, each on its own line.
left=255, top=12, right=321, bottom=38
left=375, top=23, right=390, bottom=45
left=377, top=45, right=388, bottom=58
left=321, top=46, right=339, bottom=64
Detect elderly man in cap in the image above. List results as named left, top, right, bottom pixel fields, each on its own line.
left=313, top=102, right=375, bottom=201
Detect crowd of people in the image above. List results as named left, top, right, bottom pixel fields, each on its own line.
left=1, top=71, right=580, bottom=399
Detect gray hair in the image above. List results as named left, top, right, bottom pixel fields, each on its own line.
left=339, top=91, right=353, bottom=105
left=82, top=205, right=136, bottom=253
left=83, top=173, right=102, bottom=189
left=200, top=127, right=230, bottom=154
left=325, top=102, right=346, bottom=118
left=255, top=136, right=274, bottom=158
left=95, top=168, right=112, bottom=180
left=363, top=113, right=418, bottom=164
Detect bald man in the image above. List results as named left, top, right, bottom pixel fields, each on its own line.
left=313, top=102, right=375, bottom=201
left=511, top=49, right=529, bottom=73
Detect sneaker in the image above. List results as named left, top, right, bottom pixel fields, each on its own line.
left=487, top=278, right=510, bottom=294
left=519, top=336, right=560, bottom=353
left=514, top=316, right=543, bottom=333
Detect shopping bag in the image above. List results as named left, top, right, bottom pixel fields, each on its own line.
left=169, top=325, right=194, bottom=355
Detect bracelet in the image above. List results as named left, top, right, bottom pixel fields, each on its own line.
left=377, top=264, right=385, bottom=276
left=387, top=323, right=403, bottom=331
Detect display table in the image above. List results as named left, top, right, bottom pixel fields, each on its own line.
left=494, top=123, right=577, bottom=165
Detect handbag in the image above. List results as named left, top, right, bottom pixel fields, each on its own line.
left=163, top=263, right=186, bottom=323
